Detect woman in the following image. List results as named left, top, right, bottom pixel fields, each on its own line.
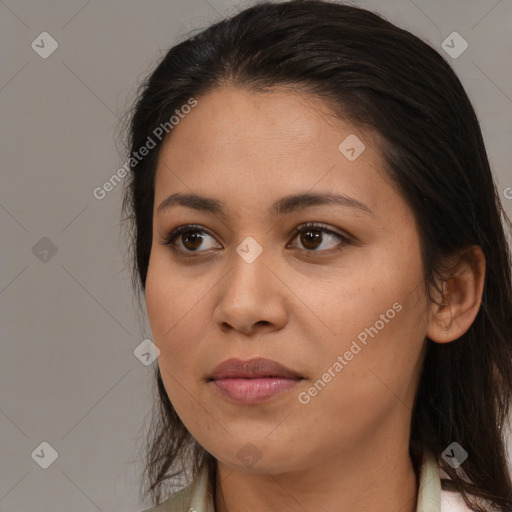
left=121, top=1, right=512, bottom=511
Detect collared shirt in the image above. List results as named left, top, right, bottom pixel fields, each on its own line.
left=141, top=450, right=473, bottom=512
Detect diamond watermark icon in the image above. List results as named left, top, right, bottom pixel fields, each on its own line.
left=31, top=32, right=59, bottom=59
left=338, top=134, right=365, bottom=161
left=134, top=338, right=160, bottom=366
left=31, top=441, right=58, bottom=469
left=441, top=32, right=468, bottom=59
left=442, top=442, right=468, bottom=469
left=237, top=442, right=262, bottom=468
left=32, top=237, right=58, bottom=263
left=236, top=236, right=263, bottom=264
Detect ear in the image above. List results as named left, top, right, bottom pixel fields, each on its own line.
left=427, top=245, right=486, bottom=344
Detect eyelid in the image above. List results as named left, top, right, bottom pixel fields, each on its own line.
left=290, top=221, right=352, bottom=243
left=159, top=224, right=219, bottom=248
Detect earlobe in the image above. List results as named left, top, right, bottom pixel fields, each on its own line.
left=426, top=245, right=486, bottom=344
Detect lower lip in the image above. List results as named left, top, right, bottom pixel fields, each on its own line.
left=211, top=377, right=302, bottom=404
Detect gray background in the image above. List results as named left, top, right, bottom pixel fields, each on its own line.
left=1, top=0, right=511, bottom=511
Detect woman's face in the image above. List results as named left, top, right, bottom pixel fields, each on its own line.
left=145, top=85, right=431, bottom=473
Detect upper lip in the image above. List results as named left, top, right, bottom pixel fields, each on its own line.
left=209, top=357, right=303, bottom=380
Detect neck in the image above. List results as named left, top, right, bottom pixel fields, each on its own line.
left=214, top=426, right=419, bottom=512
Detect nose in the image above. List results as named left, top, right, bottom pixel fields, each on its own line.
left=212, top=247, right=288, bottom=336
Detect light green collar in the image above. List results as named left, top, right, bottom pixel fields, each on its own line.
left=416, top=449, right=441, bottom=512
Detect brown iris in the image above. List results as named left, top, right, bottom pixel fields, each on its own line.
left=300, top=229, right=322, bottom=250
left=181, top=231, right=204, bottom=251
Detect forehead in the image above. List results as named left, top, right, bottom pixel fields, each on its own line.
left=159, top=85, right=356, bottom=157
left=153, top=85, right=389, bottom=219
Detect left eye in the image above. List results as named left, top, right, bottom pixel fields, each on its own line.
left=288, top=222, right=351, bottom=252
left=160, top=222, right=350, bottom=254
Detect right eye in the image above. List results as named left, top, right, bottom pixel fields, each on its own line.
left=160, top=224, right=222, bottom=254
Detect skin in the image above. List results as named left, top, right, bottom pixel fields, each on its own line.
left=145, top=85, right=485, bottom=512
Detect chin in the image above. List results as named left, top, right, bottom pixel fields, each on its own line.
left=206, top=437, right=306, bottom=474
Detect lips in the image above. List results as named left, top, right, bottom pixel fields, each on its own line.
left=209, top=357, right=302, bottom=380
left=208, top=357, right=303, bottom=405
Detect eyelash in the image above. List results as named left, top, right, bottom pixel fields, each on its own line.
left=159, top=222, right=352, bottom=256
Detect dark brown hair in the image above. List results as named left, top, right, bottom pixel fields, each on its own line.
left=121, top=1, right=512, bottom=510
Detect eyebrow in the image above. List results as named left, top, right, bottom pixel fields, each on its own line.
left=157, top=191, right=374, bottom=217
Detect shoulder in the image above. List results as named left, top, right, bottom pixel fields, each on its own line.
left=138, top=463, right=213, bottom=512
left=421, top=450, right=494, bottom=512
left=439, top=466, right=495, bottom=512
left=441, top=489, right=499, bottom=512
left=440, top=488, right=474, bottom=512
left=139, top=485, right=193, bottom=512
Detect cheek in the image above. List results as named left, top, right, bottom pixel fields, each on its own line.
left=144, top=249, right=220, bottom=384
left=145, top=252, right=196, bottom=374
left=291, top=292, right=427, bottom=450
left=145, top=257, right=208, bottom=424
left=298, top=243, right=428, bottom=401
left=294, top=262, right=422, bottom=355
left=145, top=250, right=204, bottom=342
